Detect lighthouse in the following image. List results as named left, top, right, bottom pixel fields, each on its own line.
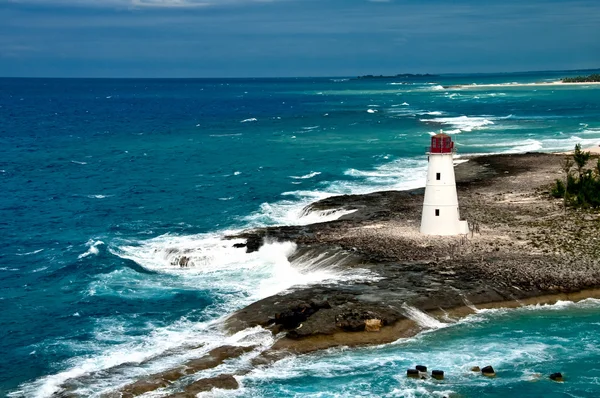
left=420, top=132, right=469, bottom=236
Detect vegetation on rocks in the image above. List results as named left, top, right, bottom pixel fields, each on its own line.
left=562, top=74, right=600, bottom=83
left=551, top=144, right=600, bottom=208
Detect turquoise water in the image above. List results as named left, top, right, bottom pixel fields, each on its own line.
left=1, top=70, right=600, bottom=397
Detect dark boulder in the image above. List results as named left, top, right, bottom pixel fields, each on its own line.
left=432, top=370, right=444, bottom=380
left=481, top=365, right=496, bottom=377
left=549, top=372, right=564, bottom=382
left=416, top=365, right=427, bottom=372
left=245, top=237, right=262, bottom=253
left=179, top=256, right=189, bottom=267
left=407, top=369, right=419, bottom=378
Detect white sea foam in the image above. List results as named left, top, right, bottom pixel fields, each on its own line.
left=430, top=85, right=445, bottom=91
left=240, top=118, right=257, bottom=123
left=367, top=109, right=378, bottom=113
left=70, top=160, right=87, bottom=165
left=401, top=304, right=448, bottom=329
left=15, top=249, right=44, bottom=256
left=15, top=233, right=378, bottom=398
left=461, top=135, right=600, bottom=155
left=86, top=194, right=112, bottom=199
left=209, top=133, right=243, bottom=137
left=290, top=171, right=321, bottom=179
left=78, top=240, right=104, bottom=259
left=244, top=157, right=427, bottom=228
left=109, top=233, right=376, bottom=297
left=421, top=115, right=495, bottom=132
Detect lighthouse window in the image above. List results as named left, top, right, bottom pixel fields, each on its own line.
left=435, top=209, right=440, bottom=216
left=436, top=173, right=441, bottom=180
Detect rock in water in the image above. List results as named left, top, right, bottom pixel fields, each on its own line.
left=470, top=366, right=481, bottom=372
left=416, top=365, right=427, bottom=372
left=179, top=256, right=189, bottom=267
left=481, top=365, right=496, bottom=377
left=364, top=319, right=382, bottom=332
left=432, top=370, right=444, bottom=380
left=549, top=372, right=564, bottom=382
left=406, top=369, right=419, bottom=378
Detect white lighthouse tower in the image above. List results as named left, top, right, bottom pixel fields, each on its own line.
left=420, top=132, right=469, bottom=236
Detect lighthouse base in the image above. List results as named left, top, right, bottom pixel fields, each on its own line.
left=420, top=220, right=468, bottom=236
left=420, top=215, right=469, bottom=236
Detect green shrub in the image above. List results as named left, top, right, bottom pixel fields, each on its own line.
left=552, top=145, right=600, bottom=208
left=551, top=179, right=565, bottom=198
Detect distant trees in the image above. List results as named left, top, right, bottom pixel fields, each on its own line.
left=551, top=144, right=600, bottom=208
left=562, top=74, right=600, bottom=83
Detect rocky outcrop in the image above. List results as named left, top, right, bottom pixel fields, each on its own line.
left=225, top=153, right=600, bottom=349
left=167, top=374, right=239, bottom=397
left=114, top=345, right=255, bottom=397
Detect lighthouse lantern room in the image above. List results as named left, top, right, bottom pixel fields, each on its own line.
left=420, top=132, right=469, bottom=236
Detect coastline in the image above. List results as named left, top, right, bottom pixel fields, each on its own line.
left=268, top=287, right=600, bottom=356
left=86, top=151, right=600, bottom=396
left=445, top=81, right=600, bottom=89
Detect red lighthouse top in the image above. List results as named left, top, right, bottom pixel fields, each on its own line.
left=429, top=133, right=454, bottom=154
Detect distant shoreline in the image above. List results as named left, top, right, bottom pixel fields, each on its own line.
left=445, top=81, right=600, bottom=89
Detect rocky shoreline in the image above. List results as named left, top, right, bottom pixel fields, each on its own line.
left=95, top=152, right=600, bottom=397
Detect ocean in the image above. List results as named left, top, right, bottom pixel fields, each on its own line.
left=1, top=70, right=600, bottom=397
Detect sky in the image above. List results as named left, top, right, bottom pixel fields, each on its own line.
left=1, top=0, right=599, bottom=78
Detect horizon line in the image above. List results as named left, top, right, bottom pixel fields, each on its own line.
left=1, top=67, right=599, bottom=80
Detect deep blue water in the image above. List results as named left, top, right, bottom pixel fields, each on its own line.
left=1, top=71, right=600, bottom=397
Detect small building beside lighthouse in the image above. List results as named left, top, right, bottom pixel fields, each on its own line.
left=420, top=132, right=469, bottom=236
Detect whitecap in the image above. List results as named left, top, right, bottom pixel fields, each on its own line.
left=233, top=171, right=241, bottom=176
left=420, top=115, right=495, bottom=132
left=240, top=118, right=257, bottom=123
left=86, top=194, right=112, bottom=199
left=401, top=102, right=410, bottom=106
left=15, top=249, right=44, bottom=256
left=290, top=171, right=321, bottom=180
left=78, top=240, right=104, bottom=259
left=367, top=109, right=378, bottom=113
left=209, top=133, right=243, bottom=137
left=70, top=160, right=87, bottom=165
